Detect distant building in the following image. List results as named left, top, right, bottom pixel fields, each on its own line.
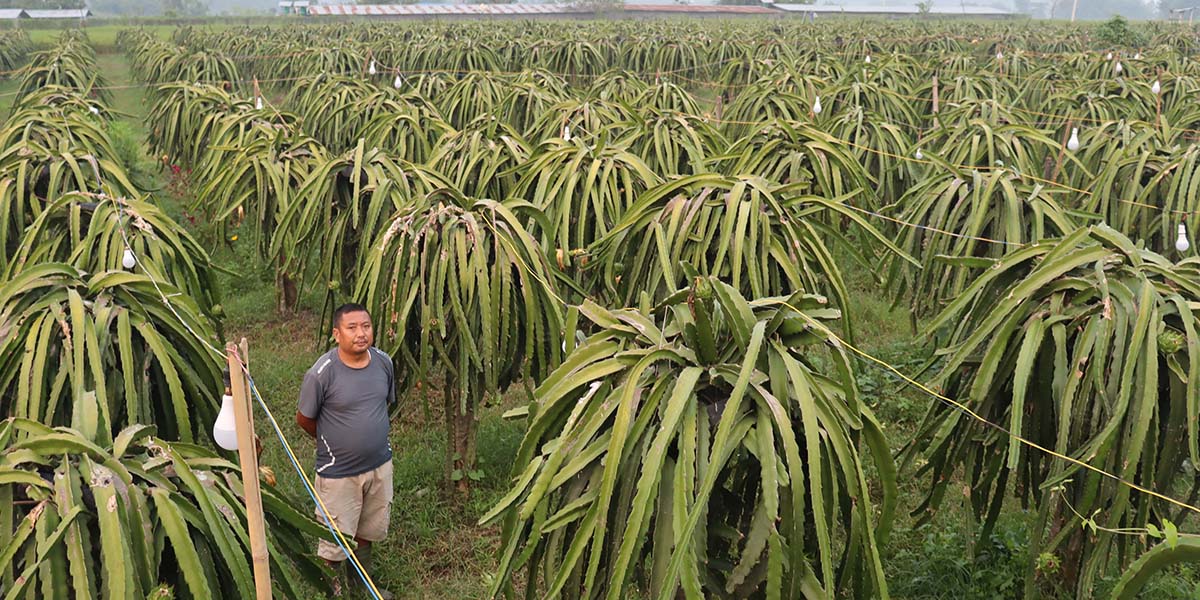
left=297, top=0, right=1014, bottom=19
left=0, top=9, right=26, bottom=19
left=24, top=8, right=92, bottom=18
left=771, top=0, right=1019, bottom=19
left=278, top=0, right=310, bottom=15
left=306, top=2, right=777, bottom=17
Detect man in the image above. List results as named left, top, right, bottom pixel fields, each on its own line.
left=297, top=303, right=395, bottom=599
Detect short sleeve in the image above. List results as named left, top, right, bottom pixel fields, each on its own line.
left=298, top=370, right=324, bottom=419
left=385, top=358, right=396, bottom=407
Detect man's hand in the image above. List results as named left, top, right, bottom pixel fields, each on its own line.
left=296, top=411, right=318, bottom=439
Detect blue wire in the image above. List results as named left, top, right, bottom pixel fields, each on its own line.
left=245, top=375, right=382, bottom=600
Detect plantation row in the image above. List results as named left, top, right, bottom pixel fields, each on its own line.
left=0, top=32, right=333, bottom=599
left=123, top=22, right=1200, bottom=321
left=139, top=20, right=1200, bottom=83
left=120, top=21, right=1200, bottom=599
left=0, top=21, right=1198, bottom=599
left=0, top=30, right=29, bottom=75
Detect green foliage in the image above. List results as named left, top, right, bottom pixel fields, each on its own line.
left=0, top=418, right=331, bottom=599
left=113, top=18, right=1200, bottom=597
left=356, top=186, right=564, bottom=490
left=887, top=520, right=1030, bottom=600
left=106, top=120, right=161, bottom=193
left=484, top=279, right=894, bottom=599
left=0, top=261, right=223, bottom=445
left=1095, top=16, right=1149, bottom=49
left=908, top=226, right=1200, bottom=597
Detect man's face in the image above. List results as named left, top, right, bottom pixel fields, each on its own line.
left=333, top=310, right=373, bottom=356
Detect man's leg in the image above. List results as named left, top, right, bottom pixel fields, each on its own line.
left=347, top=461, right=394, bottom=599
left=314, top=474, right=366, bottom=597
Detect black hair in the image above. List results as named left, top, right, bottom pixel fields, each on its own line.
left=333, top=303, right=371, bottom=328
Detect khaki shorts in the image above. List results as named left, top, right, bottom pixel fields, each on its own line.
left=314, top=461, right=394, bottom=562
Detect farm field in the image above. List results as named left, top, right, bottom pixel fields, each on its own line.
left=3, top=16, right=1200, bottom=600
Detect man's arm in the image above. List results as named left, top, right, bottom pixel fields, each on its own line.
left=297, top=370, right=322, bottom=439
left=296, top=411, right=318, bottom=438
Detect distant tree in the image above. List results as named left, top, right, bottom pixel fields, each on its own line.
left=1096, top=14, right=1150, bottom=46
left=163, top=0, right=207, bottom=16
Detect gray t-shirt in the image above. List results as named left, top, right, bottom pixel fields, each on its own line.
left=298, top=347, right=395, bottom=479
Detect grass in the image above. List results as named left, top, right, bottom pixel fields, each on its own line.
left=74, top=41, right=1200, bottom=599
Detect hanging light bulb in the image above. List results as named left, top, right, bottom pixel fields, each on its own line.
left=1114, top=61, right=1124, bottom=75
left=1067, top=128, right=1081, bottom=152
left=213, top=370, right=238, bottom=451
left=393, top=73, right=403, bottom=89
left=1152, top=79, right=1162, bottom=95
left=255, top=96, right=263, bottom=110
left=122, top=248, right=136, bottom=270
left=368, top=60, right=377, bottom=76
left=914, top=148, right=924, bottom=160
left=1177, top=223, right=1191, bottom=252
left=812, top=96, right=823, bottom=115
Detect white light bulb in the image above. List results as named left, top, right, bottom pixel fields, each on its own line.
left=1115, top=61, right=1124, bottom=75
left=122, top=248, right=136, bottom=270
left=812, top=96, right=823, bottom=115
left=1067, top=128, right=1080, bottom=152
left=368, top=60, right=377, bottom=76
left=865, top=54, right=872, bottom=64
left=914, top=148, right=924, bottom=160
left=213, top=393, right=239, bottom=451
left=563, top=125, right=571, bottom=141
left=1177, top=223, right=1191, bottom=252
left=1152, top=79, right=1162, bottom=95
left=1106, top=52, right=1114, bottom=60
left=255, top=96, right=263, bottom=110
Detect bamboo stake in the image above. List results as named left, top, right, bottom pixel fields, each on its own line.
left=931, top=75, right=939, bottom=129
left=1051, top=119, right=1073, bottom=183
left=1155, top=67, right=1163, bottom=133
left=227, top=341, right=272, bottom=600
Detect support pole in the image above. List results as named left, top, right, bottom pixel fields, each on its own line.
left=931, top=75, right=940, bottom=129
left=227, top=342, right=272, bottom=600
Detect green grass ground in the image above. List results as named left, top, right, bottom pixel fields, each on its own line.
left=53, top=41, right=1200, bottom=599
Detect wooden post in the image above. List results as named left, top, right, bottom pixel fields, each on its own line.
left=1155, top=67, right=1163, bottom=132
left=227, top=342, right=272, bottom=600
left=931, top=75, right=940, bottom=129
left=1051, top=119, right=1073, bottom=183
